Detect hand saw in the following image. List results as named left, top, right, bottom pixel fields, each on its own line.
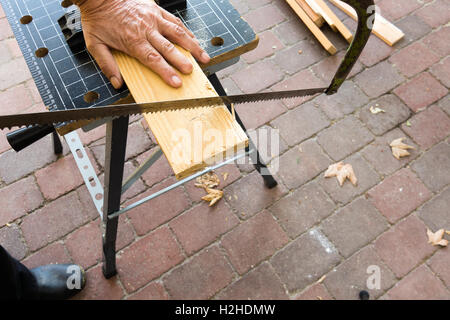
left=0, top=0, right=374, bottom=129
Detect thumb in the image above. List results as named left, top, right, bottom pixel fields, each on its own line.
left=87, top=43, right=123, bottom=89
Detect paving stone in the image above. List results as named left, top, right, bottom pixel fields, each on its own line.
left=415, top=0, right=450, bottom=28
left=224, top=170, right=287, bottom=219
left=354, top=61, right=404, bottom=98
left=20, top=192, right=90, bottom=251
left=376, top=0, right=422, bottom=21
left=216, top=262, right=289, bottom=300
left=271, top=69, right=326, bottom=109
left=0, top=224, right=27, bottom=260
left=271, top=102, right=330, bottom=147
left=394, top=72, right=448, bottom=113
left=358, top=94, right=411, bottom=136
left=216, top=59, right=247, bottom=80
left=437, top=95, right=450, bottom=116
left=77, top=125, right=106, bottom=146
left=118, top=227, right=184, bottom=293
left=229, top=0, right=249, bottom=14
left=368, top=168, right=431, bottom=223
left=234, top=99, right=287, bottom=130
left=417, top=186, right=450, bottom=231
left=294, top=283, right=333, bottom=300
left=320, top=153, right=380, bottom=205
left=170, top=200, right=239, bottom=256
left=127, top=282, right=169, bottom=300
left=269, top=181, right=335, bottom=238
left=221, top=210, right=289, bottom=274
left=0, top=176, right=43, bottom=227
left=22, top=241, right=71, bottom=269
left=0, top=17, right=13, bottom=40
left=394, top=15, right=432, bottom=48
left=163, top=245, right=234, bottom=299
left=312, top=51, right=363, bottom=82
left=317, top=116, right=374, bottom=161
left=361, top=128, right=419, bottom=177
left=135, top=147, right=173, bottom=188
left=65, top=217, right=134, bottom=269
left=231, top=60, right=284, bottom=93
left=0, top=128, right=11, bottom=155
left=389, top=42, right=440, bottom=78
left=242, top=4, right=285, bottom=33
left=430, top=56, right=450, bottom=88
left=273, top=40, right=327, bottom=75
left=273, top=19, right=309, bottom=46
left=374, top=215, right=435, bottom=277
left=421, top=26, right=450, bottom=58
left=249, top=125, right=290, bottom=166
left=126, top=177, right=190, bottom=236
left=0, top=134, right=58, bottom=184
left=359, top=35, right=395, bottom=67
left=427, top=246, right=450, bottom=288
left=76, top=184, right=100, bottom=220
left=5, top=38, right=21, bottom=59
left=242, top=30, right=284, bottom=64
left=321, top=198, right=388, bottom=258
left=401, top=105, right=450, bottom=149
left=411, top=142, right=450, bottom=192
left=277, top=139, right=331, bottom=190
left=313, top=81, right=369, bottom=120
left=323, top=246, right=396, bottom=300
left=0, top=39, right=12, bottom=64
left=0, top=58, right=31, bottom=91
left=74, top=264, right=124, bottom=300
left=0, top=84, right=34, bottom=115
left=384, top=265, right=450, bottom=300
left=270, top=228, right=340, bottom=292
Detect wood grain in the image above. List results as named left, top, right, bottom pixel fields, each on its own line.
left=286, top=0, right=337, bottom=54
left=330, top=0, right=404, bottom=46
left=305, top=0, right=337, bottom=31
left=112, top=46, right=248, bottom=180
left=313, top=0, right=353, bottom=43
left=295, top=0, right=325, bottom=27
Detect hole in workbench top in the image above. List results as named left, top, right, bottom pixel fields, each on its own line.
left=61, top=0, right=73, bottom=8
left=211, top=37, right=224, bottom=47
left=84, top=91, right=100, bottom=103
left=20, top=15, right=33, bottom=24
left=35, top=47, right=49, bottom=58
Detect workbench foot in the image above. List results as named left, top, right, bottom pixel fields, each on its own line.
left=263, top=175, right=278, bottom=189
left=52, top=130, right=63, bottom=155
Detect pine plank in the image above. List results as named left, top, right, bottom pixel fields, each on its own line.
left=295, top=0, right=325, bottom=27
left=305, top=0, right=338, bottom=31
left=313, top=0, right=353, bottom=43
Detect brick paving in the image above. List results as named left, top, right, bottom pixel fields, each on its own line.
left=0, top=0, right=449, bottom=300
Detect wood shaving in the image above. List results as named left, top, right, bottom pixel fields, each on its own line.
left=427, top=228, right=448, bottom=247
left=317, top=275, right=326, bottom=283
left=369, top=106, right=386, bottom=114
left=324, top=162, right=357, bottom=186
left=202, top=188, right=224, bottom=207
left=222, top=172, right=229, bottom=181
left=195, top=172, right=220, bottom=189
left=317, top=296, right=323, bottom=300
left=390, top=138, right=415, bottom=160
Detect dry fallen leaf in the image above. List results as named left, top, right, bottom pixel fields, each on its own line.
left=369, top=106, right=386, bottom=114
left=324, top=162, right=357, bottom=186
left=390, top=138, right=415, bottom=160
left=202, top=188, right=224, bottom=207
left=427, top=228, right=448, bottom=247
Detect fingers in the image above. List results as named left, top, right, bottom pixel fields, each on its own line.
left=161, top=9, right=194, bottom=38
left=159, top=20, right=210, bottom=64
left=87, top=43, right=123, bottom=89
left=147, top=31, right=193, bottom=74
left=131, top=40, right=182, bottom=88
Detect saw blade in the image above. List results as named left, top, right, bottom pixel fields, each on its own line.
left=0, top=87, right=326, bottom=130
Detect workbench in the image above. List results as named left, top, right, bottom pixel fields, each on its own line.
left=1, top=0, right=277, bottom=278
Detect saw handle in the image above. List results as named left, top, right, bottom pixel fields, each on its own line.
left=325, top=0, right=374, bottom=95
left=6, top=124, right=60, bottom=152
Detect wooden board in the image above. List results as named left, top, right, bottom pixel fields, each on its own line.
left=305, top=0, right=337, bottom=31
left=112, top=47, right=248, bottom=180
left=313, top=0, right=353, bottom=43
left=330, top=0, right=404, bottom=46
left=286, top=0, right=337, bottom=54
left=295, top=0, right=325, bottom=27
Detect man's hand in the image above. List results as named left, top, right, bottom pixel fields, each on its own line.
left=72, top=0, right=210, bottom=89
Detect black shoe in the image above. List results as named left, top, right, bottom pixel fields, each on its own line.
left=29, top=264, right=86, bottom=300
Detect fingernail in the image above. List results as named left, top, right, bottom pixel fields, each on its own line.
left=201, top=52, right=210, bottom=63
left=110, top=76, right=121, bottom=89
left=172, top=76, right=182, bottom=87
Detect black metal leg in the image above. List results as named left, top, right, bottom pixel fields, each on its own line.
left=52, top=129, right=63, bottom=155
left=102, top=116, right=129, bottom=278
left=207, top=73, right=278, bottom=189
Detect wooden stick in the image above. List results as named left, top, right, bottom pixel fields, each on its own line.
left=295, top=0, right=325, bottom=27
left=313, top=0, right=353, bottom=43
left=330, top=0, right=404, bottom=46
left=286, top=0, right=337, bottom=54
left=305, top=0, right=337, bottom=31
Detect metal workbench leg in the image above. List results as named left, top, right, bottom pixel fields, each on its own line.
left=207, top=73, right=278, bottom=189
left=102, top=116, right=129, bottom=278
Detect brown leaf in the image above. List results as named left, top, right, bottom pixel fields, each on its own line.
left=390, top=138, right=414, bottom=160
left=427, top=228, right=448, bottom=247
left=324, top=162, right=357, bottom=186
